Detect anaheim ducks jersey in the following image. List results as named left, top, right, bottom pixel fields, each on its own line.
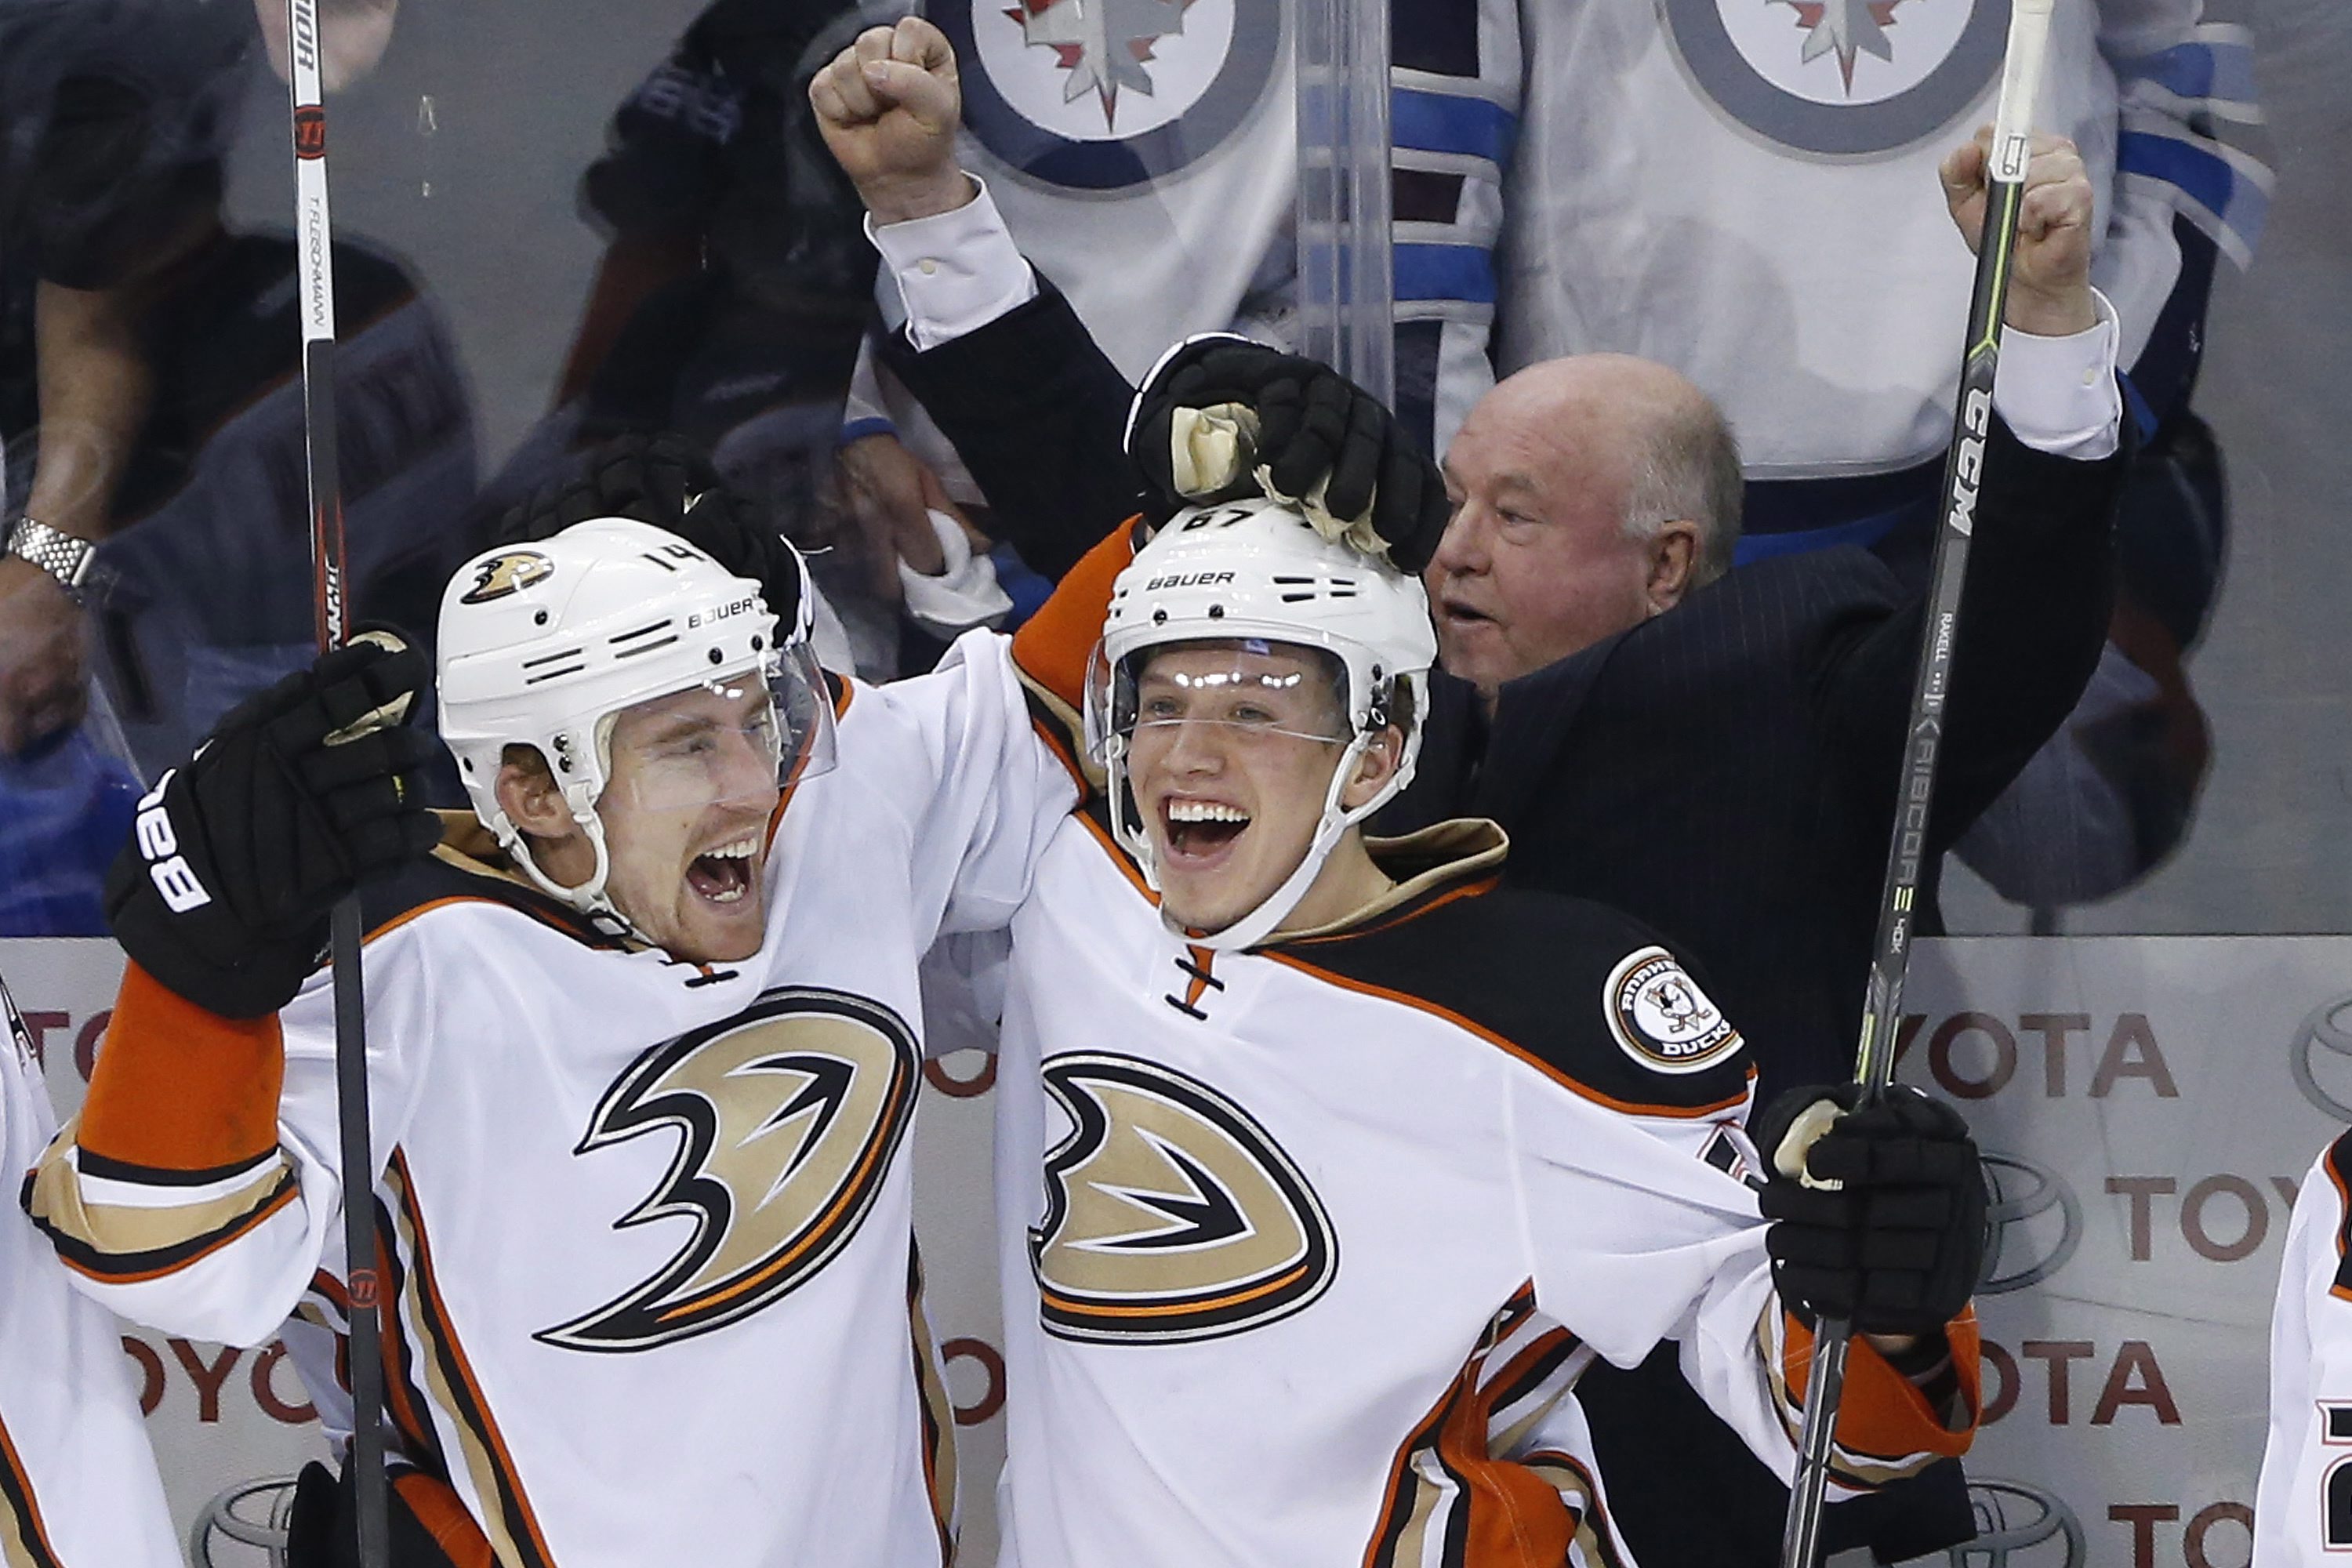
left=0, top=975, right=178, bottom=1568
left=985, top=813, right=1980, bottom=1568
left=981, top=528, right=1983, bottom=1566
left=2256, top=1130, right=2352, bottom=1565
left=26, top=632, right=1075, bottom=1568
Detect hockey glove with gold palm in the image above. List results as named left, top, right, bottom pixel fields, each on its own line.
left=105, top=635, right=440, bottom=1018
left=1752, top=1083, right=1989, bottom=1336
left=1127, top=336, right=1450, bottom=572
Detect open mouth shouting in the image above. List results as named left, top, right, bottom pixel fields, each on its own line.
left=1160, top=795, right=1253, bottom=869
left=685, top=833, right=763, bottom=907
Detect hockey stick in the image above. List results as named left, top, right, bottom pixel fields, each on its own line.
left=285, top=5, right=391, bottom=1566
left=1776, top=2, right=2056, bottom=1564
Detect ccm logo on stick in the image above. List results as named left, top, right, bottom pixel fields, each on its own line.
left=1945, top=387, right=1993, bottom=538
left=135, top=773, right=211, bottom=913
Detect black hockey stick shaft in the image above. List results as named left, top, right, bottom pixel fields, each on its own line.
left=1777, top=2, right=2055, bottom=1563
left=286, top=5, right=390, bottom=1565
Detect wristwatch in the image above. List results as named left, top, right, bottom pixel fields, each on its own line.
left=5, top=517, right=96, bottom=604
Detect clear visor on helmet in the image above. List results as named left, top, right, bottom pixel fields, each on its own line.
left=1084, top=637, right=1355, bottom=761
left=597, top=641, right=837, bottom=815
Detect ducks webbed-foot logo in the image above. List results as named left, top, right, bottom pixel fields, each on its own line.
left=539, top=988, right=918, bottom=1352
left=1029, top=1053, right=1336, bottom=1344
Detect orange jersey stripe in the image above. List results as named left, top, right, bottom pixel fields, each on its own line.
left=2327, top=1137, right=2352, bottom=1303
left=392, top=1471, right=496, bottom=1568
left=1281, top=874, right=1501, bottom=946
left=51, top=1173, right=300, bottom=1286
left=391, top=1152, right=560, bottom=1567
left=1781, top=1308, right=1980, bottom=1465
left=1011, top=524, right=1138, bottom=708
left=1040, top=1260, right=1312, bottom=1320
left=1432, top=1356, right=1576, bottom=1566
left=77, top=963, right=284, bottom=1174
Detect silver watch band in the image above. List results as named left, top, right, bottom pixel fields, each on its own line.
left=5, top=517, right=96, bottom=604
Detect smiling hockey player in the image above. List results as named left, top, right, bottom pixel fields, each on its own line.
left=985, top=497, right=1991, bottom=1567
left=25, top=514, right=1079, bottom=1565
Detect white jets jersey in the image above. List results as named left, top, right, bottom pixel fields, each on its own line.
left=2256, top=1130, right=2352, bottom=1565
left=26, top=633, right=1074, bottom=1568
left=0, top=976, right=177, bottom=1568
left=882, top=0, right=1520, bottom=453
left=1497, top=0, right=2256, bottom=477
left=984, top=593, right=1982, bottom=1565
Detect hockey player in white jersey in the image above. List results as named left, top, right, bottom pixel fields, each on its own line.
left=984, top=498, right=1991, bottom=1566
left=0, top=971, right=178, bottom=1567
left=2256, top=1128, right=2352, bottom=1563
left=25, top=510, right=1079, bottom=1563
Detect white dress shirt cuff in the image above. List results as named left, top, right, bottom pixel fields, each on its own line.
left=866, top=176, right=1040, bottom=352
left=1991, top=288, right=2123, bottom=462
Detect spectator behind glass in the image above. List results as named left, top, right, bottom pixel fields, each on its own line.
left=474, top=0, right=1014, bottom=683
left=832, top=0, right=1517, bottom=671
left=0, top=0, right=477, bottom=932
left=1494, top=0, right=2265, bottom=913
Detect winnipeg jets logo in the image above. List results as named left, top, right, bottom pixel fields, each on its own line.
left=1780, top=0, right=1904, bottom=93
left=539, top=989, right=918, bottom=1352
left=1661, top=0, right=2001, bottom=156
left=1031, top=1054, right=1335, bottom=1343
left=943, top=0, right=1276, bottom=193
left=1007, top=0, right=1192, bottom=129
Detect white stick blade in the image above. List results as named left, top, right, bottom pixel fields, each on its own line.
left=1989, top=0, right=2057, bottom=181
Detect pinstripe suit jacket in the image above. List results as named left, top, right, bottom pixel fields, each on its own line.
left=1382, top=416, right=2119, bottom=1098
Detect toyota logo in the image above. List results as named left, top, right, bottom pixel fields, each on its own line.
left=2292, top=994, right=2352, bottom=1119
left=189, top=1475, right=299, bottom=1567
left=1977, top=1150, right=2082, bottom=1294
left=1947, top=1479, right=2085, bottom=1568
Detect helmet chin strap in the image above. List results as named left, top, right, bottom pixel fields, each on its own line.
left=1185, top=735, right=1369, bottom=952
left=1129, top=731, right=1403, bottom=954
left=499, top=806, right=655, bottom=946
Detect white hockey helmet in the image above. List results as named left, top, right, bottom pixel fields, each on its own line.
left=1084, top=495, right=1436, bottom=949
left=436, top=517, right=834, bottom=931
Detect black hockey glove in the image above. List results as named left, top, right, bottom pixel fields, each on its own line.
left=1753, top=1083, right=1988, bottom=1338
left=285, top=1459, right=471, bottom=1568
left=105, top=635, right=441, bottom=1019
left=496, top=432, right=804, bottom=631
left=1127, top=336, right=1451, bottom=573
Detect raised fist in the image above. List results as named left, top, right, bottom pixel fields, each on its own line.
left=808, top=17, right=970, bottom=225
left=1940, top=129, right=2099, bottom=337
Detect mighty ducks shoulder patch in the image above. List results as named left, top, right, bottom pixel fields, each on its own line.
left=1604, top=947, right=1743, bottom=1076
